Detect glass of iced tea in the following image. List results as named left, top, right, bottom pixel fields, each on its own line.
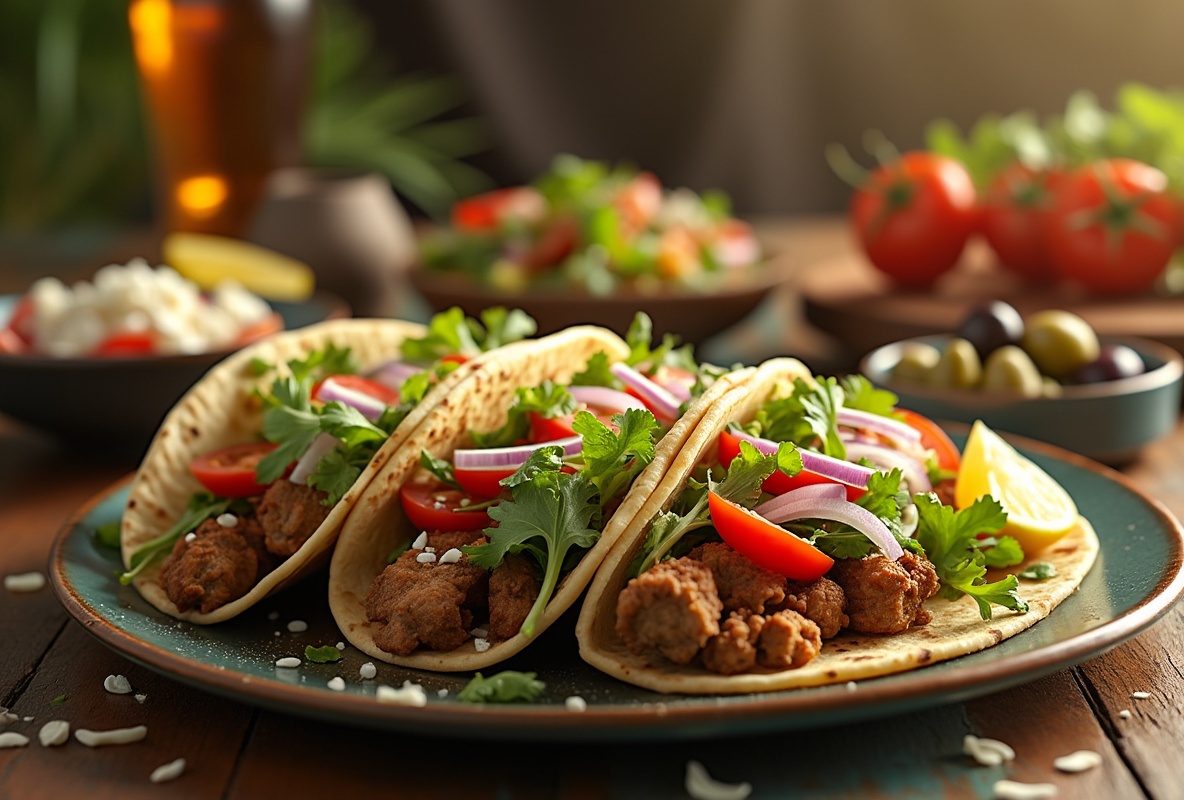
left=128, top=0, right=313, bottom=237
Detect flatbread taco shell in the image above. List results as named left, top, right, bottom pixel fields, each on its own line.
left=328, top=327, right=758, bottom=671
left=576, top=357, right=1100, bottom=695
left=121, top=318, right=497, bottom=624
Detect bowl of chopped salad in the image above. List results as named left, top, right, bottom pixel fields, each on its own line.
left=0, top=258, right=347, bottom=448
left=411, top=155, right=790, bottom=345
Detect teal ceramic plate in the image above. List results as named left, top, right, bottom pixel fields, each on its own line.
left=50, top=434, right=1184, bottom=742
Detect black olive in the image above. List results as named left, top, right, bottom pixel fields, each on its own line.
left=956, top=301, right=1025, bottom=360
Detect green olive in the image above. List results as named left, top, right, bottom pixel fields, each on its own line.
left=981, top=345, right=1044, bottom=397
left=1021, top=310, right=1100, bottom=379
left=891, top=342, right=941, bottom=383
left=1042, top=376, right=1063, bottom=398
left=929, top=337, right=982, bottom=388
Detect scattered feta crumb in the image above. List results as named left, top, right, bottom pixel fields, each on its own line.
left=267, top=611, right=279, bottom=621
left=75, top=725, right=148, bottom=747
left=22, top=716, right=32, bottom=722
left=287, top=620, right=308, bottom=633
left=437, top=689, right=449, bottom=698
left=685, top=760, right=752, bottom=800
left=0, top=732, right=30, bottom=749
left=1132, top=691, right=1152, bottom=700
left=964, top=734, right=1016, bottom=766
left=565, top=696, right=587, bottom=712
left=459, top=497, right=470, bottom=507
left=473, top=638, right=491, bottom=653
left=376, top=683, right=427, bottom=706
left=135, top=694, right=147, bottom=704
left=327, top=677, right=346, bottom=692
left=360, top=662, right=377, bottom=680
left=104, top=674, right=133, bottom=695
left=150, top=758, right=187, bottom=784
left=992, top=779, right=1058, bottom=800
left=416, top=552, right=437, bottom=564
left=275, top=657, right=301, bottom=669
left=470, top=627, right=488, bottom=638
left=1119, top=709, right=1133, bottom=720
left=845, top=681, right=858, bottom=692
left=439, top=548, right=462, bottom=564
left=424, top=546, right=437, bottom=554
left=336, top=642, right=345, bottom=650
left=1054, top=750, right=1103, bottom=773
left=4, top=572, right=46, bottom=593
left=184, top=532, right=197, bottom=543
left=38, top=720, right=69, bottom=747
left=412, top=532, right=428, bottom=550
left=0, top=708, right=18, bottom=726
left=216, top=513, right=238, bottom=528
left=273, top=631, right=280, bottom=637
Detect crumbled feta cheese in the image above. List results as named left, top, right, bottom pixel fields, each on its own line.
left=327, top=677, right=346, bottom=692
left=103, top=675, right=133, bottom=695
left=75, top=725, right=148, bottom=747
left=1119, top=709, right=1133, bottom=719
left=184, top=533, right=197, bottom=543
left=216, top=513, right=238, bottom=528
left=376, top=683, right=427, bottom=706
left=149, top=758, right=187, bottom=784
left=964, top=734, right=1016, bottom=766
left=685, top=760, right=752, bottom=800
left=4, top=572, right=45, bottom=593
left=992, top=780, right=1057, bottom=800
left=360, top=662, right=377, bottom=680
left=845, top=681, right=858, bottom=692
left=412, top=532, right=428, bottom=550
left=336, top=642, right=345, bottom=650
left=1132, top=691, right=1152, bottom=700
left=0, top=732, right=30, bottom=749
left=275, top=657, right=301, bottom=669
left=287, top=620, right=308, bottom=633
left=565, top=696, right=587, bottom=712
left=0, top=708, right=18, bottom=726
left=38, top=720, right=69, bottom=747
left=135, top=694, right=147, bottom=704
left=439, top=548, right=462, bottom=564
left=437, top=689, right=449, bottom=698
left=473, top=638, right=491, bottom=653
left=416, top=552, right=437, bottom=564
left=1054, top=750, right=1103, bottom=773
left=423, top=546, right=436, bottom=554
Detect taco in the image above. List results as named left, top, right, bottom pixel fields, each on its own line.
left=576, top=358, right=1099, bottom=694
left=120, top=308, right=537, bottom=623
left=327, top=323, right=757, bottom=670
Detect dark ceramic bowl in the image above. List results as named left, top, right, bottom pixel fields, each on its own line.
left=860, top=334, right=1184, bottom=465
left=0, top=291, right=349, bottom=449
left=408, top=253, right=793, bottom=347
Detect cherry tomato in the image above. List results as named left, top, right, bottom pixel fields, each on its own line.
left=717, top=430, right=865, bottom=501
left=451, top=187, right=546, bottom=232
left=92, top=331, right=156, bottom=357
left=615, top=172, right=662, bottom=234
left=453, top=466, right=517, bottom=500
left=0, top=328, right=27, bottom=355
left=849, top=151, right=978, bottom=286
left=708, top=491, right=834, bottom=581
left=1044, top=158, right=1178, bottom=294
left=234, top=312, right=284, bottom=347
left=522, top=216, right=580, bottom=272
left=893, top=409, right=960, bottom=473
left=527, top=400, right=622, bottom=443
left=189, top=442, right=279, bottom=497
left=399, top=481, right=491, bottom=532
left=980, top=163, right=1060, bottom=281
left=5, top=295, right=35, bottom=347
left=441, top=353, right=469, bottom=366
left=312, top=374, right=400, bottom=407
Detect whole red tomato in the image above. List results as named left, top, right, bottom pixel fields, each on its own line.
left=980, top=163, right=1061, bottom=281
left=849, top=152, right=978, bottom=286
left=1043, top=159, right=1178, bottom=294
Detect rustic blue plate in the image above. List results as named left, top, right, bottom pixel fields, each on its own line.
left=49, top=433, right=1184, bottom=742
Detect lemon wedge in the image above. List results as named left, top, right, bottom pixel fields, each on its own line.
left=163, top=232, right=315, bottom=302
left=955, top=420, right=1078, bottom=554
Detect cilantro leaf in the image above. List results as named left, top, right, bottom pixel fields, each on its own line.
left=305, top=645, right=343, bottom=663
left=1020, top=562, right=1058, bottom=580
left=841, top=374, right=899, bottom=417
left=809, top=469, right=914, bottom=560
left=285, top=342, right=358, bottom=383
left=572, top=407, right=659, bottom=506
left=570, top=351, right=619, bottom=388
left=306, top=443, right=370, bottom=505
left=400, top=307, right=483, bottom=361
left=419, top=450, right=460, bottom=489
left=477, top=307, right=537, bottom=349
left=458, top=671, right=546, bottom=703
left=120, top=494, right=242, bottom=584
left=623, top=312, right=696, bottom=373
left=500, top=445, right=565, bottom=490
left=462, top=472, right=600, bottom=637
left=744, top=377, right=846, bottom=458
left=714, top=439, right=800, bottom=507
left=470, top=382, right=577, bottom=449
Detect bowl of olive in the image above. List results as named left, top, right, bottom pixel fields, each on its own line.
left=860, top=301, right=1184, bottom=464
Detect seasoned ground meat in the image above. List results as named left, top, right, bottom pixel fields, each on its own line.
left=781, top=577, right=849, bottom=639
left=701, top=612, right=764, bottom=675
left=159, top=518, right=261, bottom=614
left=688, top=542, right=786, bottom=614
left=487, top=554, right=539, bottom=640
left=757, top=609, right=822, bottom=669
left=828, top=551, right=941, bottom=634
left=365, top=535, right=489, bottom=655
left=616, top=557, right=723, bottom=665
left=256, top=480, right=332, bottom=558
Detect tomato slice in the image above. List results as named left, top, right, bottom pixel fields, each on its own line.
left=451, top=187, right=545, bottom=232
left=235, top=312, right=284, bottom=347
left=717, top=429, right=865, bottom=501
left=400, top=481, right=491, bottom=532
left=312, top=374, right=401, bottom=407
left=189, top=442, right=279, bottom=497
left=92, top=331, right=156, bottom=357
left=527, top=400, right=622, bottom=443
left=440, top=353, right=469, bottom=366
left=708, top=491, right=834, bottom=581
left=894, top=409, right=960, bottom=472
left=452, top=466, right=516, bottom=500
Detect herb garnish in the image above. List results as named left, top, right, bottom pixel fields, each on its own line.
left=119, top=494, right=250, bottom=585
left=458, top=671, right=546, bottom=703
left=1020, top=562, right=1058, bottom=580
left=304, top=645, right=343, bottom=664
left=94, top=521, right=121, bottom=549
left=469, top=382, right=577, bottom=449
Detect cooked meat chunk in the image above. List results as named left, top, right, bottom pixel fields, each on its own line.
left=689, top=542, right=786, bottom=614
left=757, top=609, right=822, bottom=669
left=616, top=557, right=723, bottom=665
left=364, top=537, right=490, bottom=655
left=781, top=577, right=849, bottom=639
left=701, top=612, right=764, bottom=675
left=256, top=480, right=332, bottom=558
left=159, top=518, right=260, bottom=614
left=828, top=551, right=941, bottom=634
left=488, top=554, right=539, bottom=640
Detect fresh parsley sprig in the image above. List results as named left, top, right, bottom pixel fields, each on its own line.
left=119, top=494, right=249, bottom=585
left=458, top=671, right=546, bottom=703
left=470, top=382, right=577, bottom=449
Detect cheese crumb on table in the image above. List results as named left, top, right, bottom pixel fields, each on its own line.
left=149, top=758, right=187, bottom=784
left=4, top=572, right=45, bottom=593
left=38, top=720, right=69, bottom=747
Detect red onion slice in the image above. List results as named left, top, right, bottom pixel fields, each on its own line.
left=568, top=385, right=645, bottom=415
left=289, top=432, right=339, bottom=485
left=454, top=435, right=583, bottom=470
left=836, top=408, right=921, bottom=450
left=315, top=377, right=387, bottom=421
left=369, top=359, right=423, bottom=391
left=609, top=362, right=681, bottom=420
left=754, top=483, right=847, bottom=518
left=844, top=441, right=932, bottom=494
left=759, top=495, right=904, bottom=561
left=659, top=375, right=693, bottom=403
left=731, top=430, right=875, bottom=489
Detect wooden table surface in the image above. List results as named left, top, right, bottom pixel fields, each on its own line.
left=2, top=218, right=1183, bottom=799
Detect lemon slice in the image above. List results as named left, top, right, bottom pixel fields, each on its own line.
left=163, top=232, right=315, bottom=302
left=955, top=420, right=1078, bottom=554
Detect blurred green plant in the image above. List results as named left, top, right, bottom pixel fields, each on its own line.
left=0, top=0, right=488, bottom=236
